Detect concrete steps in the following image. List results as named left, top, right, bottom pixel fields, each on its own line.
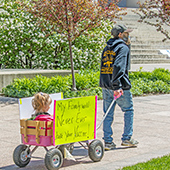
left=131, top=54, right=168, bottom=59
left=131, top=44, right=170, bottom=49
left=132, top=59, right=170, bottom=64
left=116, top=8, right=170, bottom=64
left=131, top=40, right=170, bottom=44
left=131, top=49, right=160, bottom=55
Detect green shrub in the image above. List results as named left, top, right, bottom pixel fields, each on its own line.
left=151, top=68, right=170, bottom=84
left=2, top=68, right=170, bottom=99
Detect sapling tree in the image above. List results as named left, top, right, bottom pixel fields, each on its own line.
left=134, top=0, right=170, bottom=42
left=19, top=0, right=125, bottom=90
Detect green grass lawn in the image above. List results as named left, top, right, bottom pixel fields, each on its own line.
left=120, top=154, right=170, bottom=170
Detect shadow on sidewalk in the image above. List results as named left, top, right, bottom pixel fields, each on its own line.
left=115, top=146, right=137, bottom=150
left=104, top=145, right=138, bottom=152
left=0, top=158, right=93, bottom=170
left=0, top=97, right=18, bottom=105
left=0, top=147, right=94, bottom=170
left=0, top=160, right=45, bottom=170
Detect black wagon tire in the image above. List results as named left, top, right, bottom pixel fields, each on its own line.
left=88, top=139, right=104, bottom=162
left=45, top=148, right=63, bottom=170
left=13, top=144, right=31, bottom=167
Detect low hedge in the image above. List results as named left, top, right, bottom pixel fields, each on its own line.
left=1, top=68, right=170, bottom=99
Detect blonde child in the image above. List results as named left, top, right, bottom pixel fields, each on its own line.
left=31, top=92, right=53, bottom=121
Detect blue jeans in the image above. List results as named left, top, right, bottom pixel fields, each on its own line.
left=102, top=89, right=134, bottom=143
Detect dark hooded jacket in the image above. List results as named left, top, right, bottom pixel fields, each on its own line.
left=99, top=38, right=131, bottom=90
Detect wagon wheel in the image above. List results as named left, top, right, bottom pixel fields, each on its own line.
left=45, top=148, right=63, bottom=170
left=13, top=144, right=31, bottom=167
left=88, top=139, right=104, bottom=162
left=67, top=143, right=74, bottom=154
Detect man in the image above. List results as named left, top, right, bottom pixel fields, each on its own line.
left=99, top=24, right=138, bottom=150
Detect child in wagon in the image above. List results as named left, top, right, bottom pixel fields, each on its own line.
left=30, top=92, right=53, bottom=121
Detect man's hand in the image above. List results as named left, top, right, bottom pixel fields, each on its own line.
left=114, top=89, right=124, bottom=97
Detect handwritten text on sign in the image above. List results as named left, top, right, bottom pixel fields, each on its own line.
left=53, top=96, right=97, bottom=145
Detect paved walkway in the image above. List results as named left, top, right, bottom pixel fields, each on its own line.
left=0, top=92, right=170, bottom=170
left=1, top=63, right=170, bottom=169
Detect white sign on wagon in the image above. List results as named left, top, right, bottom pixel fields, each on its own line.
left=18, top=92, right=63, bottom=119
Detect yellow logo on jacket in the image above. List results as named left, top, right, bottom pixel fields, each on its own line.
left=101, top=50, right=116, bottom=74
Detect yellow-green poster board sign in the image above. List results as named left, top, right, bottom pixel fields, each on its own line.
left=53, top=96, right=97, bottom=145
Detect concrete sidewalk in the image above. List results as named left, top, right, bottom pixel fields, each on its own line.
left=0, top=93, right=170, bottom=170
left=130, top=63, right=170, bottom=72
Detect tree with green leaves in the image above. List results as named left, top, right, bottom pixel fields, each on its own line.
left=134, top=0, right=170, bottom=42
left=19, top=0, right=125, bottom=90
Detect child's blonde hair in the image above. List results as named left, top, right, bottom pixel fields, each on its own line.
left=32, top=92, right=52, bottom=113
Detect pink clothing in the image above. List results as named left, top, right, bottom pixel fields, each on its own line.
left=34, top=115, right=53, bottom=136
left=34, top=114, right=53, bottom=121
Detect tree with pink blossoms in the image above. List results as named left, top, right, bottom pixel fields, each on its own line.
left=19, top=0, right=125, bottom=90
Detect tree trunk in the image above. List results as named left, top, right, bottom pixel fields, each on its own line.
left=68, top=36, right=77, bottom=91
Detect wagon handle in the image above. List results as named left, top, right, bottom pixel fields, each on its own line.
left=96, top=92, right=122, bottom=131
